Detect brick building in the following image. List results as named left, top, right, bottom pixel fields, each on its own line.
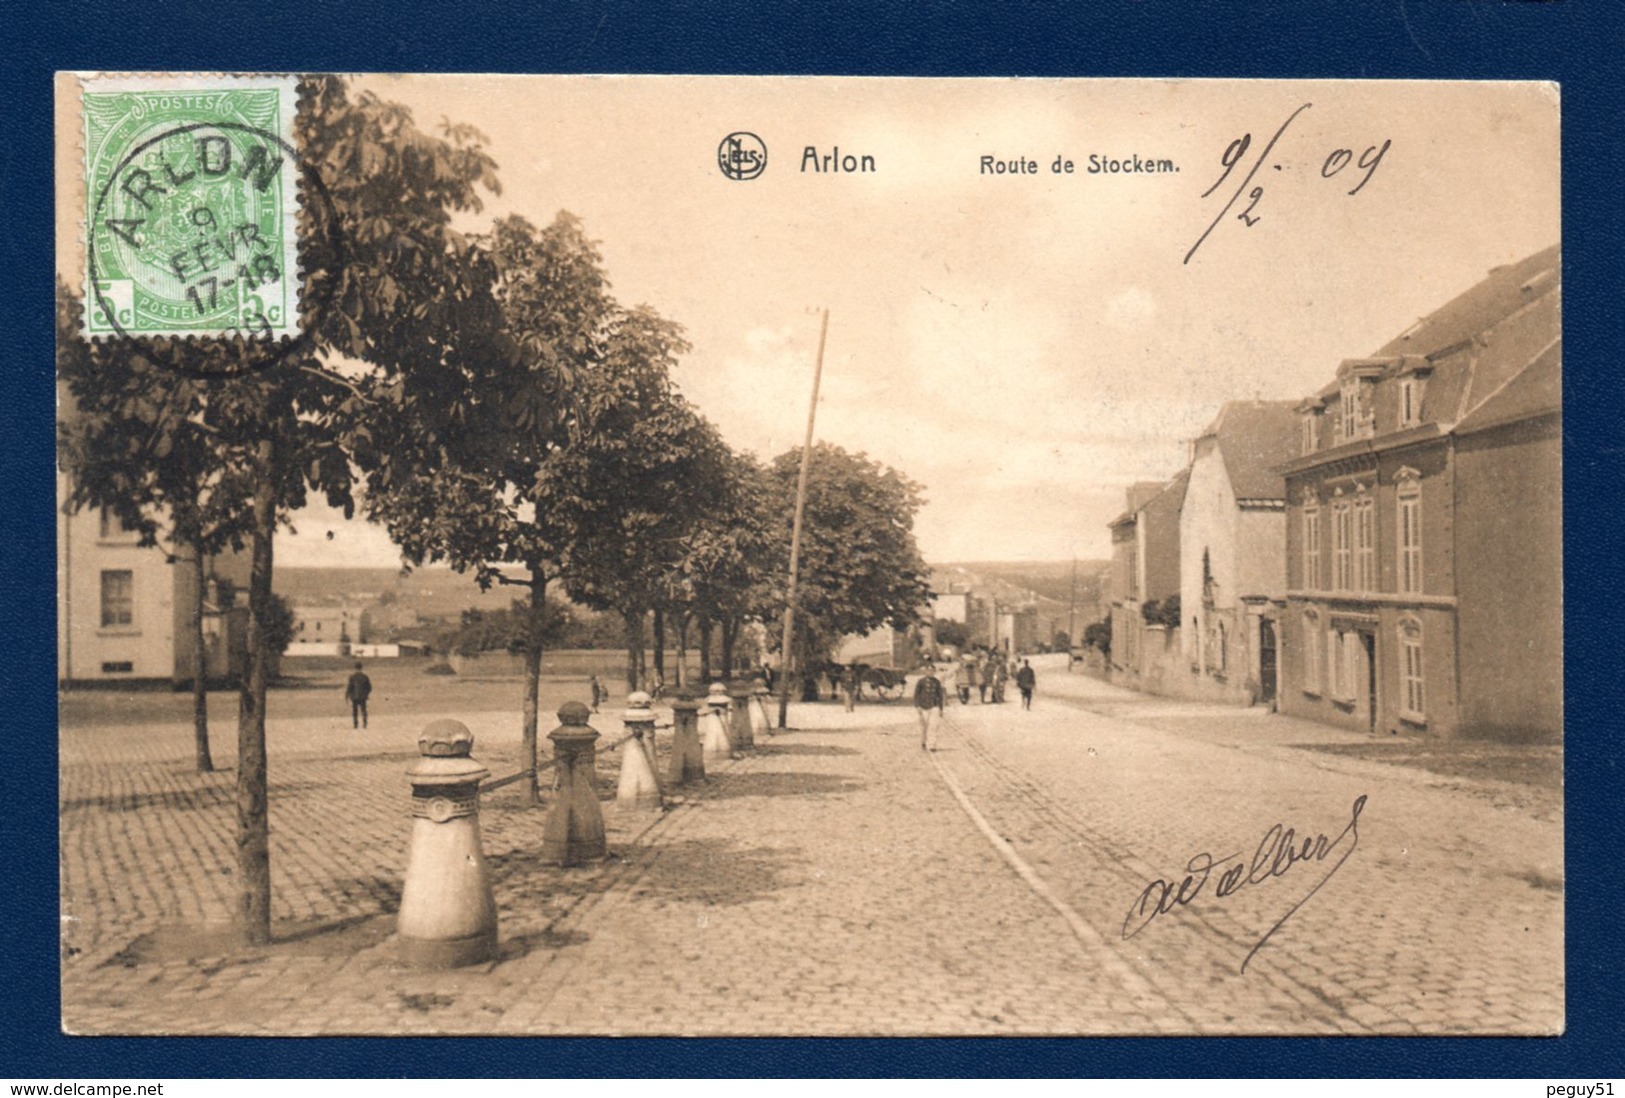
left=1278, top=245, right=1560, bottom=741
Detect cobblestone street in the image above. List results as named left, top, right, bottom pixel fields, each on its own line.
left=60, top=656, right=1562, bottom=1035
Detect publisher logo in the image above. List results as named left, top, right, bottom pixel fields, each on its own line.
left=718, top=132, right=767, bottom=180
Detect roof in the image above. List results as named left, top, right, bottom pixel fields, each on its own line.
left=1198, top=400, right=1300, bottom=501
left=1454, top=338, right=1561, bottom=434
left=1125, top=480, right=1165, bottom=513
left=1141, top=468, right=1190, bottom=515
left=1371, top=245, right=1559, bottom=362
left=1297, top=244, right=1560, bottom=439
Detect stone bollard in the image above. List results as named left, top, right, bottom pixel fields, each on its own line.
left=616, top=691, right=665, bottom=812
left=728, top=679, right=756, bottom=752
left=542, top=702, right=608, bottom=866
left=700, top=681, right=734, bottom=764
left=749, top=675, right=772, bottom=739
left=398, top=720, right=498, bottom=968
left=669, top=693, right=705, bottom=785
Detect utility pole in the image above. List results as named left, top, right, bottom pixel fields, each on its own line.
left=1067, top=554, right=1079, bottom=650
left=777, top=308, right=829, bottom=730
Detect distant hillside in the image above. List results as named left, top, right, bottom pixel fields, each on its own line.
left=931, top=560, right=1111, bottom=606
left=927, top=559, right=1114, bottom=640
left=275, top=565, right=518, bottom=618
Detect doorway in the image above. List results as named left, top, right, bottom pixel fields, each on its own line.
left=1258, top=618, right=1277, bottom=705
left=1360, top=632, right=1377, bottom=733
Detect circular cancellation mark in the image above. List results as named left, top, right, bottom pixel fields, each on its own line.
left=86, top=120, right=345, bottom=380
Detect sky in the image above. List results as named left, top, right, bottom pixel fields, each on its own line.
left=59, top=76, right=1560, bottom=568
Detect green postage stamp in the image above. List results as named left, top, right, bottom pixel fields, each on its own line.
left=80, top=74, right=300, bottom=340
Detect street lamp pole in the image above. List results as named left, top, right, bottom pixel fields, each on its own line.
left=776, top=308, right=829, bottom=730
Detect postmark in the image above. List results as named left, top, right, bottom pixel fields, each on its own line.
left=82, top=75, right=301, bottom=343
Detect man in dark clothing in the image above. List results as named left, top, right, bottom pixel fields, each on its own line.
left=344, top=662, right=373, bottom=729
left=1015, top=659, right=1036, bottom=710
left=913, top=665, right=946, bottom=750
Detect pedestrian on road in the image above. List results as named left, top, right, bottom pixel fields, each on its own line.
left=589, top=674, right=605, bottom=713
left=991, top=657, right=1008, bottom=703
left=976, top=652, right=990, bottom=703
left=1015, top=659, right=1036, bottom=710
left=913, top=664, right=945, bottom=750
left=841, top=664, right=858, bottom=712
left=953, top=659, right=972, bottom=705
left=344, top=662, right=372, bottom=729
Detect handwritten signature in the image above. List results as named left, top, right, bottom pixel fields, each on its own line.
left=1184, top=102, right=1392, bottom=264
left=1121, top=793, right=1368, bottom=973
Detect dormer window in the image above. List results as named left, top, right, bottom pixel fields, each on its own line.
left=1336, top=360, right=1387, bottom=442
left=1345, top=381, right=1371, bottom=441
left=1395, top=355, right=1432, bottom=431
left=1399, top=377, right=1421, bottom=428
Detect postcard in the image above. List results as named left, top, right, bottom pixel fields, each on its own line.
left=56, top=73, right=1561, bottom=1036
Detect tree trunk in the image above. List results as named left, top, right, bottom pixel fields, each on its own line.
left=624, top=610, right=646, bottom=692
left=698, top=617, right=713, bottom=682
left=190, top=540, right=214, bottom=773
left=720, top=617, right=737, bottom=678
left=235, top=441, right=276, bottom=946
left=673, top=612, right=689, bottom=690
left=520, top=569, right=547, bottom=806
left=652, top=607, right=666, bottom=689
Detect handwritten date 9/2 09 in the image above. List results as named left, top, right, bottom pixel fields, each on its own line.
left=1122, top=794, right=1368, bottom=974
left=1184, top=102, right=1391, bottom=264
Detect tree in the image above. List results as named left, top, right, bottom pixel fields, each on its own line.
left=360, top=210, right=619, bottom=804
left=764, top=443, right=933, bottom=672
left=56, top=282, right=260, bottom=773
left=933, top=619, right=971, bottom=651
left=1083, top=619, right=1112, bottom=658
left=59, top=77, right=503, bottom=945
left=552, top=312, right=722, bottom=690
left=661, top=446, right=782, bottom=684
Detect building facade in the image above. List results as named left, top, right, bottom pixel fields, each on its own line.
left=1108, top=474, right=1187, bottom=690
left=1179, top=401, right=1299, bottom=705
left=57, top=472, right=250, bottom=688
left=1278, top=245, right=1561, bottom=741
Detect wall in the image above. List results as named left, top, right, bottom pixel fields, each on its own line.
left=1139, top=486, right=1183, bottom=603
left=57, top=484, right=178, bottom=685
left=1453, top=417, right=1562, bottom=741
left=1180, top=441, right=1235, bottom=666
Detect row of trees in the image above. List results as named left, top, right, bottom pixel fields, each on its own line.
left=57, top=76, right=930, bottom=945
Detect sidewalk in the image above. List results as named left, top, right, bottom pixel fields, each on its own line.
left=62, top=700, right=1175, bottom=1035
left=59, top=668, right=1563, bottom=1035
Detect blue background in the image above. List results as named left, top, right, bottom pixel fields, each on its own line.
left=5, top=0, right=1620, bottom=1079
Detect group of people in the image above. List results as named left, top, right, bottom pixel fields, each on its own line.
left=912, top=654, right=1037, bottom=751
left=948, top=649, right=1035, bottom=709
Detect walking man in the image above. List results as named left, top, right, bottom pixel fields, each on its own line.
left=344, top=661, right=372, bottom=729
left=841, top=664, right=858, bottom=713
left=1015, top=658, right=1036, bottom=711
left=914, top=663, right=945, bottom=750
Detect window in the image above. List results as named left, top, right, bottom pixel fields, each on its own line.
left=100, top=570, right=134, bottom=628
left=1354, top=491, right=1376, bottom=592
left=1329, top=629, right=1360, bottom=702
left=1397, top=472, right=1423, bottom=594
left=1340, top=384, right=1358, bottom=441
left=1301, top=414, right=1318, bottom=455
left=1302, top=610, right=1321, bottom=694
left=1399, top=378, right=1421, bottom=428
left=98, top=508, right=136, bottom=539
left=1302, top=503, right=1321, bottom=589
left=1332, top=497, right=1353, bottom=591
left=1398, top=618, right=1425, bottom=720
